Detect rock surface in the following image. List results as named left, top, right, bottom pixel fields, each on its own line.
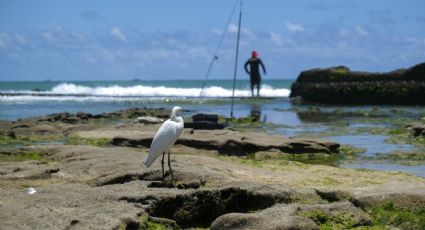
left=1, top=143, right=424, bottom=229
left=290, top=62, right=425, bottom=104
left=406, top=123, right=425, bottom=137
left=130, top=116, right=164, bottom=124
left=0, top=107, right=171, bottom=139
left=1, top=109, right=425, bottom=229
left=111, top=128, right=340, bottom=155
left=210, top=201, right=372, bottom=230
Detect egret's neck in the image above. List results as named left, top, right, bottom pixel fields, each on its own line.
left=171, top=114, right=183, bottom=123
left=171, top=113, right=181, bottom=122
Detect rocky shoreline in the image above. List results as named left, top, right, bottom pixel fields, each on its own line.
left=1, top=108, right=425, bottom=229
left=290, top=62, right=425, bottom=105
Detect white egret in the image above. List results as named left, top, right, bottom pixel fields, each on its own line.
left=143, top=106, right=184, bottom=181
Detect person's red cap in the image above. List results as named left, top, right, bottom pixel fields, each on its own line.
left=251, top=50, right=258, bottom=58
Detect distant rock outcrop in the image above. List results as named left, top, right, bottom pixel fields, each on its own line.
left=290, top=62, right=425, bottom=104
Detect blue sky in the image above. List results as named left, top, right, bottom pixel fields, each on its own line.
left=0, top=0, right=424, bottom=81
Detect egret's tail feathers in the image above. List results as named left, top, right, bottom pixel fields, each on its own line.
left=143, top=158, right=153, bottom=167
left=143, top=151, right=157, bottom=167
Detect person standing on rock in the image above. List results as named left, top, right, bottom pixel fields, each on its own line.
left=244, top=50, right=267, bottom=97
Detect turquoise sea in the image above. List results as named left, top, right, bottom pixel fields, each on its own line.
left=1, top=79, right=424, bottom=177
left=0, top=79, right=291, bottom=120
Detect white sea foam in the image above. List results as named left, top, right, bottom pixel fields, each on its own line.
left=0, top=83, right=290, bottom=102
left=0, top=95, right=139, bottom=103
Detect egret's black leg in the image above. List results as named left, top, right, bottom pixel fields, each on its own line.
left=161, top=152, right=165, bottom=181
left=168, top=151, right=174, bottom=181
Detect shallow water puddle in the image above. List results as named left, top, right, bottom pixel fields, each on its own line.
left=327, top=135, right=413, bottom=157
left=341, top=163, right=425, bottom=177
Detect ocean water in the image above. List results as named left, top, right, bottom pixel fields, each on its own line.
left=0, top=79, right=291, bottom=120
left=0, top=79, right=291, bottom=97
left=1, top=79, right=425, bottom=177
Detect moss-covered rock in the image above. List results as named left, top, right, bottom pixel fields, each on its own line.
left=0, top=150, right=44, bottom=162
left=290, top=62, right=425, bottom=105
left=65, top=135, right=110, bottom=147
left=367, top=202, right=425, bottom=230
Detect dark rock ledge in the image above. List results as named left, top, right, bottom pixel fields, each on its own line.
left=111, top=129, right=339, bottom=155
left=290, top=62, right=425, bottom=105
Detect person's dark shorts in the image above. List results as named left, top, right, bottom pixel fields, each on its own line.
left=250, top=75, right=261, bottom=85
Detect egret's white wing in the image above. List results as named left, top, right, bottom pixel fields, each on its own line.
left=143, top=119, right=181, bottom=167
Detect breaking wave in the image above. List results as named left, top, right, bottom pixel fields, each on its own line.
left=1, top=83, right=290, bottom=102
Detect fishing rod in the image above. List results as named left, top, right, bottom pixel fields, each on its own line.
left=199, top=0, right=241, bottom=97
left=230, top=0, right=242, bottom=118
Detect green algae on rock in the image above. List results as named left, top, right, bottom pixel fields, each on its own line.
left=290, top=62, right=425, bottom=105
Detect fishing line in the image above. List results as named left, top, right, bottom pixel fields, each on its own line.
left=199, top=0, right=241, bottom=97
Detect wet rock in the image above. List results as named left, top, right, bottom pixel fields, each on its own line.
left=185, top=113, right=227, bottom=130
left=351, top=191, right=425, bottom=211
left=211, top=204, right=318, bottom=230
left=1, top=143, right=425, bottom=229
left=192, top=113, right=219, bottom=123
left=130, top=116, right=164, bottom=124
left=95, top=169, right=206, bottom=189
left=31, top=124, right=61, bottom=135
left=0, top=160, right=59, bottom=179
left=184, top=121, right=228, bottom=130
left=146, top=216, right=179, bottom=229
left=147, top=184, right=292, bottom=228
left=0, top=108, right=176, bottom=141
left=147, top=179, right=204, bottom=189
left=0, top=184, right=142, bottom=230
left=405, top=123, right=425, bottom=137
left=315, top=189, right=352, bottom=202
left=290, top=62, right=425, bottom=105
left=112, top=129, right=340, bottom=154
left=298, top=201, right=372, bottom=226
left=211, top=201, right=371, bottom=230
left=43, top=112, right=73, bottom=122
left=76, top=112, right=93, bottom=120
left=6, top=130, right=16, bottom=138
left=115, top=107, right=170, bottom=119
left=14, top=108, right=171, bottom=125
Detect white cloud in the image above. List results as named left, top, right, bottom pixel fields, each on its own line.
left=133, top=48, right=174, bottom=66
left=41, top=25, right=86, bottom=50
left=242, top=28, right=256, bottom=40
left=8, top=52, right=20, bottom=60
left=210, top=28, right=223, bottom=36
left=227, top=24, right=256, bottom=40
left=14, top=33, right=27, bottom=45
left=110, top=27, right=127, bottom=43
left=186, top=46, right=209, bottom=60
left=227, top=24, right=238, bottom=33
left=355, top=26, right=368, bottom=37
left=0, top=32, right=28, bottom=50
left=0, top=33, right=8, bottom=49
left=270, top=32, right=283, bottom=46
left=284, top=21, right=304, bottom=33
left=339, top=28, right=350, bottom=37
left=150, top=48, right=171, bottom=59
left=42, top=25, right=62, bottom=41
left=405, top=37, right=425, bottom=46
left=99, top=48, right=126, bottom=62
left=87, top=57, right=97, bottom=64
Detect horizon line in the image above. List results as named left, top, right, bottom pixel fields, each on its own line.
left=0, top=78, right=296, bottom=83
